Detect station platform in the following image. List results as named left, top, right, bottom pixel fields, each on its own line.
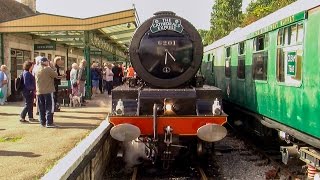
left=0, top=94, right=111, bottom=179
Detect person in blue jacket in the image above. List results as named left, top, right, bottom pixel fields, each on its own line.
left=20, top=61, right=36, bottom=123
left=91, top=63, right=101, bottom=96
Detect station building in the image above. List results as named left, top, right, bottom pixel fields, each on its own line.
left=0, top=0, right=137, bottom=101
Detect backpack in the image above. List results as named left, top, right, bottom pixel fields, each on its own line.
left=15, top=73, right=24, bottom=92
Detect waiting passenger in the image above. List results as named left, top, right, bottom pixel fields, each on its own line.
left=0, top=65, right=8, bottom=105
left=91, top=63, right=101, bottom=96
left=53, top=56, right=64, bottom=112
left=20, top=61, right=36, bottom=123
left=127, top=65, right=135, bottom=78
left=35, top=57, right=60, bottom=128
left=32, top=56, right=43, bottom=116
left=70, top=63, right=79, bottom=96
left=77, top=59, right=87, bottom=104
left=104, top=63, right=114, bottom=96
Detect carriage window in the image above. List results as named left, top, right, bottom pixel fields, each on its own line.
left=239, top=42, right=245, bottom=55
left=284, top=27, right=289, bottom=45
left=212, top=55, right=215, bottom=73
left=237, top=56, right=245, bottom=79
left=277, top=48, right=285, bottom=82
left=237, top=42, right=245, bottom=79
left=277, top=29, right=284, bottom=45
left=289, top=25, right=297, bottom=45
left=252, top=33, right=268, bottom=81
left=297, top=23, right=304, bottom=43
left=276, top=22, right=303, bottom=85
left=252, top=52, right=268, bottom=80
left=225, top=47, right=231, bottom=78
left=253, top=34, right=268, bottom=51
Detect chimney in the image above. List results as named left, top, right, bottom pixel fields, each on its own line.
left=20, top=0, right=37, bottom=13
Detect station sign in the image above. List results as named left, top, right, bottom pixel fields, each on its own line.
left=90, top=51, right=102, bottom=55
left=150, top=18, right=184, bottom=33
left=34, top=44, right=56, bottom=50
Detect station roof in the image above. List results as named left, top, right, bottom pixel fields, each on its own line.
left=0, top=3, right=137, bottom=60
left=0, top=0, right=36, bottom=23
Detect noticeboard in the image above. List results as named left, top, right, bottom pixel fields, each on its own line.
left=287, top=51, right=296, bottom=76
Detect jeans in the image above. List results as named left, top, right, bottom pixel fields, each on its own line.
left=38, top=93, right=54, bottom=125
left=0, top=85, right=7, bottom=104
left=21, top=91, right=34, bottom=119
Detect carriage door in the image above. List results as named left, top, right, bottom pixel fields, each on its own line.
left=237, top=42, right=246, bottom=105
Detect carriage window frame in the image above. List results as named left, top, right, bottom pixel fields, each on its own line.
left=252, top=51, right=268, bottom=81
left=211, top=55, right=215, bottom=73
left=225, top=47, right=231, bottom=78
left=237, top=42, right=246, bottom=79
left=206, top=54, right=212, bottom=71
left=253, top=34, right=268, bottom=52
left=276, top=22, right=304, bottom=87
left=252, top=34, right=269, bottom=81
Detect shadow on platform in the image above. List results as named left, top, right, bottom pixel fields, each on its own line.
left=55, top=115, right=103, bottom=121
left=67, top=111, right=107, bottom=115
left=0, top=113, right=20, bottom=116
left=0, top=150, right=41, bottom=158
left=55, top=122, right=98, bottom=130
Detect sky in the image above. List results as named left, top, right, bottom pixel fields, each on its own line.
left=36, top=0, right=214, bottom=30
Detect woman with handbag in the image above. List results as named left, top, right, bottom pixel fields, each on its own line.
left=20, top=61, right=36, bottom=122
left=0, top=65, right=8, bottom=105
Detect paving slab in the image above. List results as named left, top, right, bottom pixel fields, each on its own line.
left=0, top=94, right=111, bottom=180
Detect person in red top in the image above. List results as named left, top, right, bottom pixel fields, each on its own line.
left=127, top=65, right=135, bottom=78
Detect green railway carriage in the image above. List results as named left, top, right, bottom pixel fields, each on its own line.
left=203, top=0, right=320, bottom=167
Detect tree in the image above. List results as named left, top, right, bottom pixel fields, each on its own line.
left=242, top=0, right=297, bottom=26
left=206, top=0, right=243, bottom=44
left=198, top=29, right=210, bottom=46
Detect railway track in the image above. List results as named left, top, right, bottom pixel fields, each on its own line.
left=213, top=128, right=307, bottom=180
left=131, top=167, right=208, bottom=180
left=104, top=149, right=219, bottom=180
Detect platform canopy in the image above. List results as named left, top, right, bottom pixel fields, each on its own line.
left=0, top=9, right=138, bottom=60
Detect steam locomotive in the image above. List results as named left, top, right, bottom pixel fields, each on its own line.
left=108, top=11, right=227, bottom=168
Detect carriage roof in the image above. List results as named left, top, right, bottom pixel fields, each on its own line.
left=204, top=0, right=320, bottom=52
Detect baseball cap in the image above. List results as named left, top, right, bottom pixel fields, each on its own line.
left=40, top=57, right=48, bottom=63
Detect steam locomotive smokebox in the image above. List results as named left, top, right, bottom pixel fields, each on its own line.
left=129, top=11, right=203, bottom=88
left=139, top=88, right=196, bottom=115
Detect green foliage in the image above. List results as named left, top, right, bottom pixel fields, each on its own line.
left=198, top=29, right=211, bottom=46
left=242, top=0, right=297, bottom=26
left=199, top=0, right=242, bottom=44
left=198, top=0, right=297, bottom=45
left=211, top=0, right=242, bottom=42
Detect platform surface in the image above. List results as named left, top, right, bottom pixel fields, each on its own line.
left=0, top=94, right=111, bottom=179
